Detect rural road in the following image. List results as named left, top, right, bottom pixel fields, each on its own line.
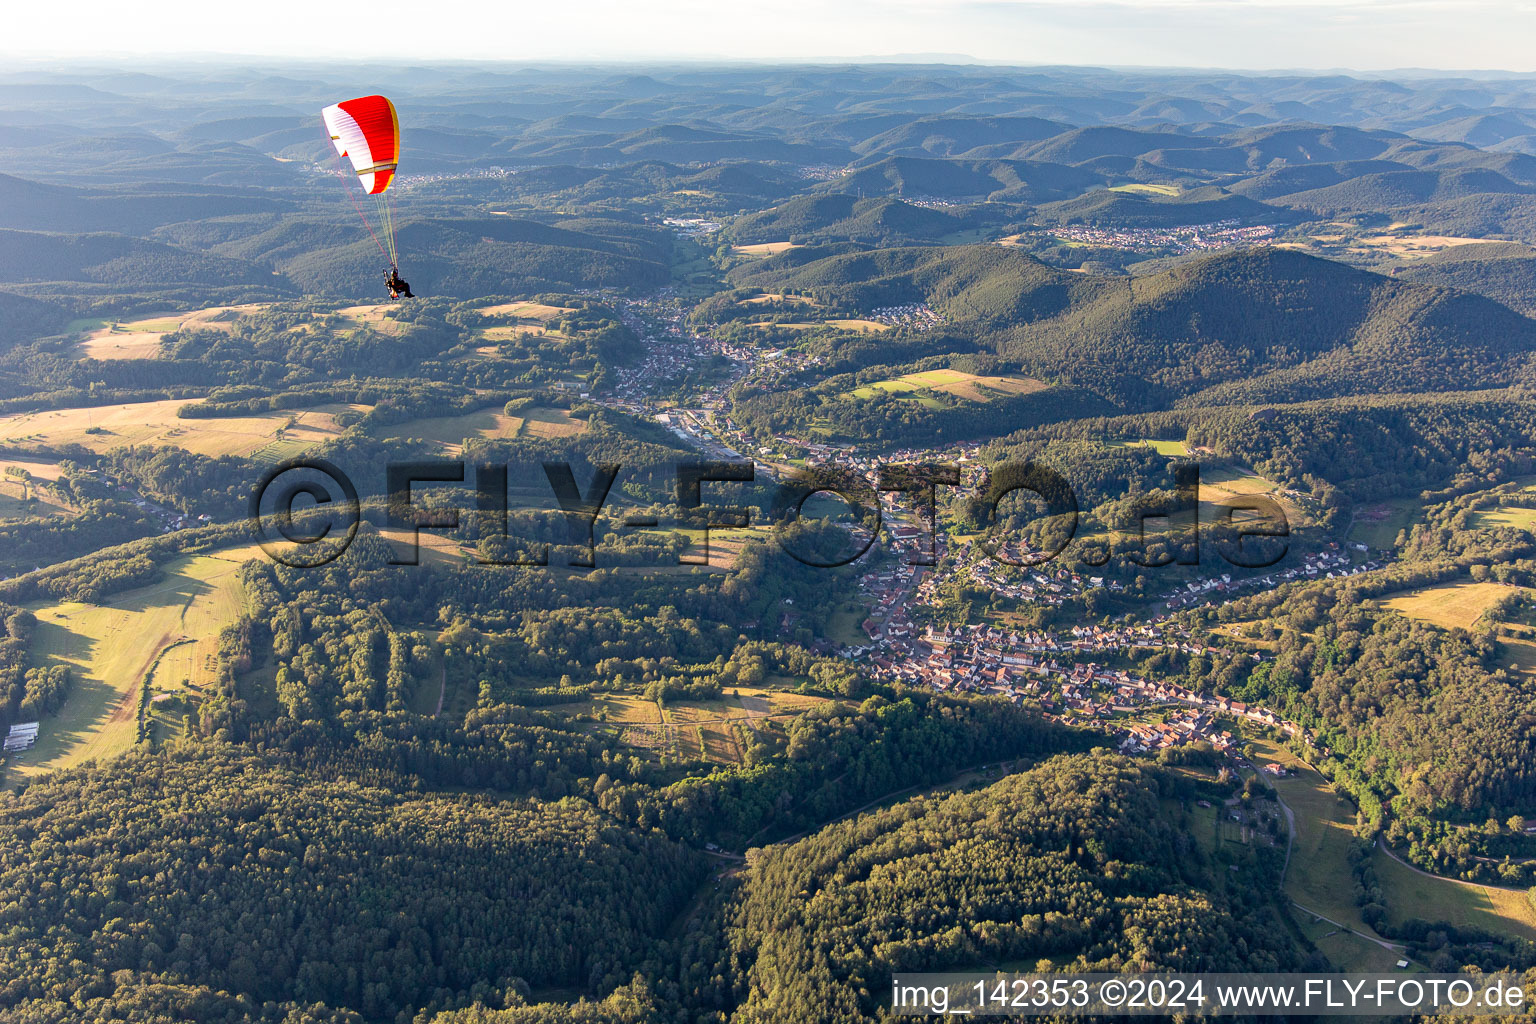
left=1380, top=841, right=1527, bottom=895
left=1271, top=785, right=1408, bottom=953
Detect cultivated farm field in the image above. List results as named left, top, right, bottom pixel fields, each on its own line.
left=844, top=369, right=1046, bottom=402
left=76, top=304, right=263, bottom=360
left=0, top=399, right=364, bottom=459
left=380, top=404, right=587, bottom=454
left=1382, top=580, right=1522, bottom=631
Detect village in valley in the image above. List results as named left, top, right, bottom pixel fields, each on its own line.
left=587, top=285, right=1384, bottom=781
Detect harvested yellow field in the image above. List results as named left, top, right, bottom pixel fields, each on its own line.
left=9, top=549, right=253, bottom=780
left=1357, top=233, right=1487, bottom=258
left=1109, top=183, right=1181, bottom=195
left=477, top=324, right=564, bottom=342
left=731, top=241, right=798, bottom=257
left=381, top=406, right=523, bottom=452
left=0, top=399, right=363, bottom=458
left=938, top=374, right=1048, bottom=401
left=375, top=527, right=471, bottom=567
left=740, top=292, right=819, bottom=307
left=380, top=404, right=587, bottom=453
left=845, top=369, right=1046, bottom=402
left=0, top=461, right=74, bottom=520
left=331, top=303, right=409, bottom=336
left=0, top=458, right=65, bottom=482
left=1383, top=581, right=1522, bottom=631
left=521, top=406, right=586, bottom=438
left=606, top=687, right=835, bottom=763
left=476, top=301, right=575, bottom=321
left=826, top=318, right=889, bottom=332
left=78, top=304, right=262, bottom=360
left=764, top=319, right=889, bottom=333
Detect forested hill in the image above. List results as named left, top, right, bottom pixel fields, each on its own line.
left=1397, top=241, right=1536, bottom=317
left=731, top=244, right=1536, bottom=408
left=713, top=754, right=1293, bottom=1023
left=0, top=749, right=706, bottom=1023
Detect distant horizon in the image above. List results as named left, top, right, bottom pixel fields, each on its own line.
left=4, top=54, right=1536, bottom=80
left=7, top=0, right=1535, bottom=73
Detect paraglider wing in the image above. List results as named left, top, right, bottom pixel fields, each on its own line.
left=321, top=95, right=400, bottom=195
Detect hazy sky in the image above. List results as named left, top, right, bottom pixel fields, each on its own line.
left=8, top=0, right=1536, bottom=71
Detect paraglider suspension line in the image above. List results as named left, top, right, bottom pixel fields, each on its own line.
left=324, top=134, right=393, bottom=268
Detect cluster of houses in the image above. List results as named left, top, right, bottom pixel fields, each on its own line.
left=848, top=618, right=1312, bottom=757
left=1023, top=220, right=1277, bottom=255
left=955, top=552, right=1123, bottom=606
left=660, top=217, right=723, bottom=238
left=79, top=467, right=209, bottom=533
left=868, top=303, right=946, bottom=329
left=1161, top=547, right=1380, bottom=610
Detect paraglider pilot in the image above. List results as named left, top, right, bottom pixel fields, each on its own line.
left=385, top=266, right=414, bottom=300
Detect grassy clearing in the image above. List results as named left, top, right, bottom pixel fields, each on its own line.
left=1288, top=224, right=1489, bottom=262
left=1242, top=737, right=1383, bottom=941
left=1107, top=438, right=1190, bottom=456
left=1473, top=506, right=1536, bottom=531
left=376, top=527, right=472, bottom=567
left=475, top=324, right=567, bottom=344
left=1221, top=738, right=1407, bottom=969
left=8, top=548, right=255, bottom=781
left=1196, top=464, right=1311, bottom=527
left=588, top=686, right=835, bottom=763
left=1292, top=911, right=1410, bottom=972
left=78, top=305, right=264, bottom=360
left=0, top=399, right=363, bottom=458
left=476, top=301, right=576, bottom=321
left=1351, top=497, right=1422, bottom=549
left=378, top=405, right=586, bottom=454
left=1373, top=847, right=1536, bottom=940
left=1109, top=183, right=1182, bottom=196
left=731, top=241, right=798, bottom=257
left=739, top=292, right=820, bottom=307
left=1381, top=581, right=1520, bottom=631
left=332, top=303, right=408, bottom=336
left=844, top=369, right=1046, bottom=403
left=0, top=459, right=75, bottom=519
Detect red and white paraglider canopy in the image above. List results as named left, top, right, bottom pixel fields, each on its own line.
left=321, top=94, right=400, bottom=195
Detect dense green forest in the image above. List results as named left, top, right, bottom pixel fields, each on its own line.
left=3, top=59, right=1536, bottom=1024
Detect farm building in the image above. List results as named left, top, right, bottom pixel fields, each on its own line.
left=3, top=722, right=39, bottom=752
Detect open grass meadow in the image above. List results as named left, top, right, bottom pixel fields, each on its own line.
left=1197, top=464, right=1312, bottom=527
left=0, top=459, right=75, bottom=520
left=1373, top=846, right=1536, bottom=941
left=76, top=304, right=262, bottom=360
left=739, top=292, right=820, bottom=308
left=378, top=404, right=587, bottom=454
left=1351, top=496, right=1423, bottom=550
left=475, top=301, right=576, bottom=322
left=1241, top=737, right=1391, bottom=956
left=757, top=318, right=889, bottom=334
left=843, top=369, right=1046, bottom=403
left=5, top=546, right=258, bottom=782
left=731, top=241, right=799, bottom=257
left=1108, top=183, right=1182, bottom=196
left=1106, top=437, right=1191, bottom=456
left=574, top=687, right=836, bottom=764
left=1474, top=506, right=1536, bottom=531
left=0, top=398, right=364, bottom=459
left=1381, top=580, right=1522, bottom=631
